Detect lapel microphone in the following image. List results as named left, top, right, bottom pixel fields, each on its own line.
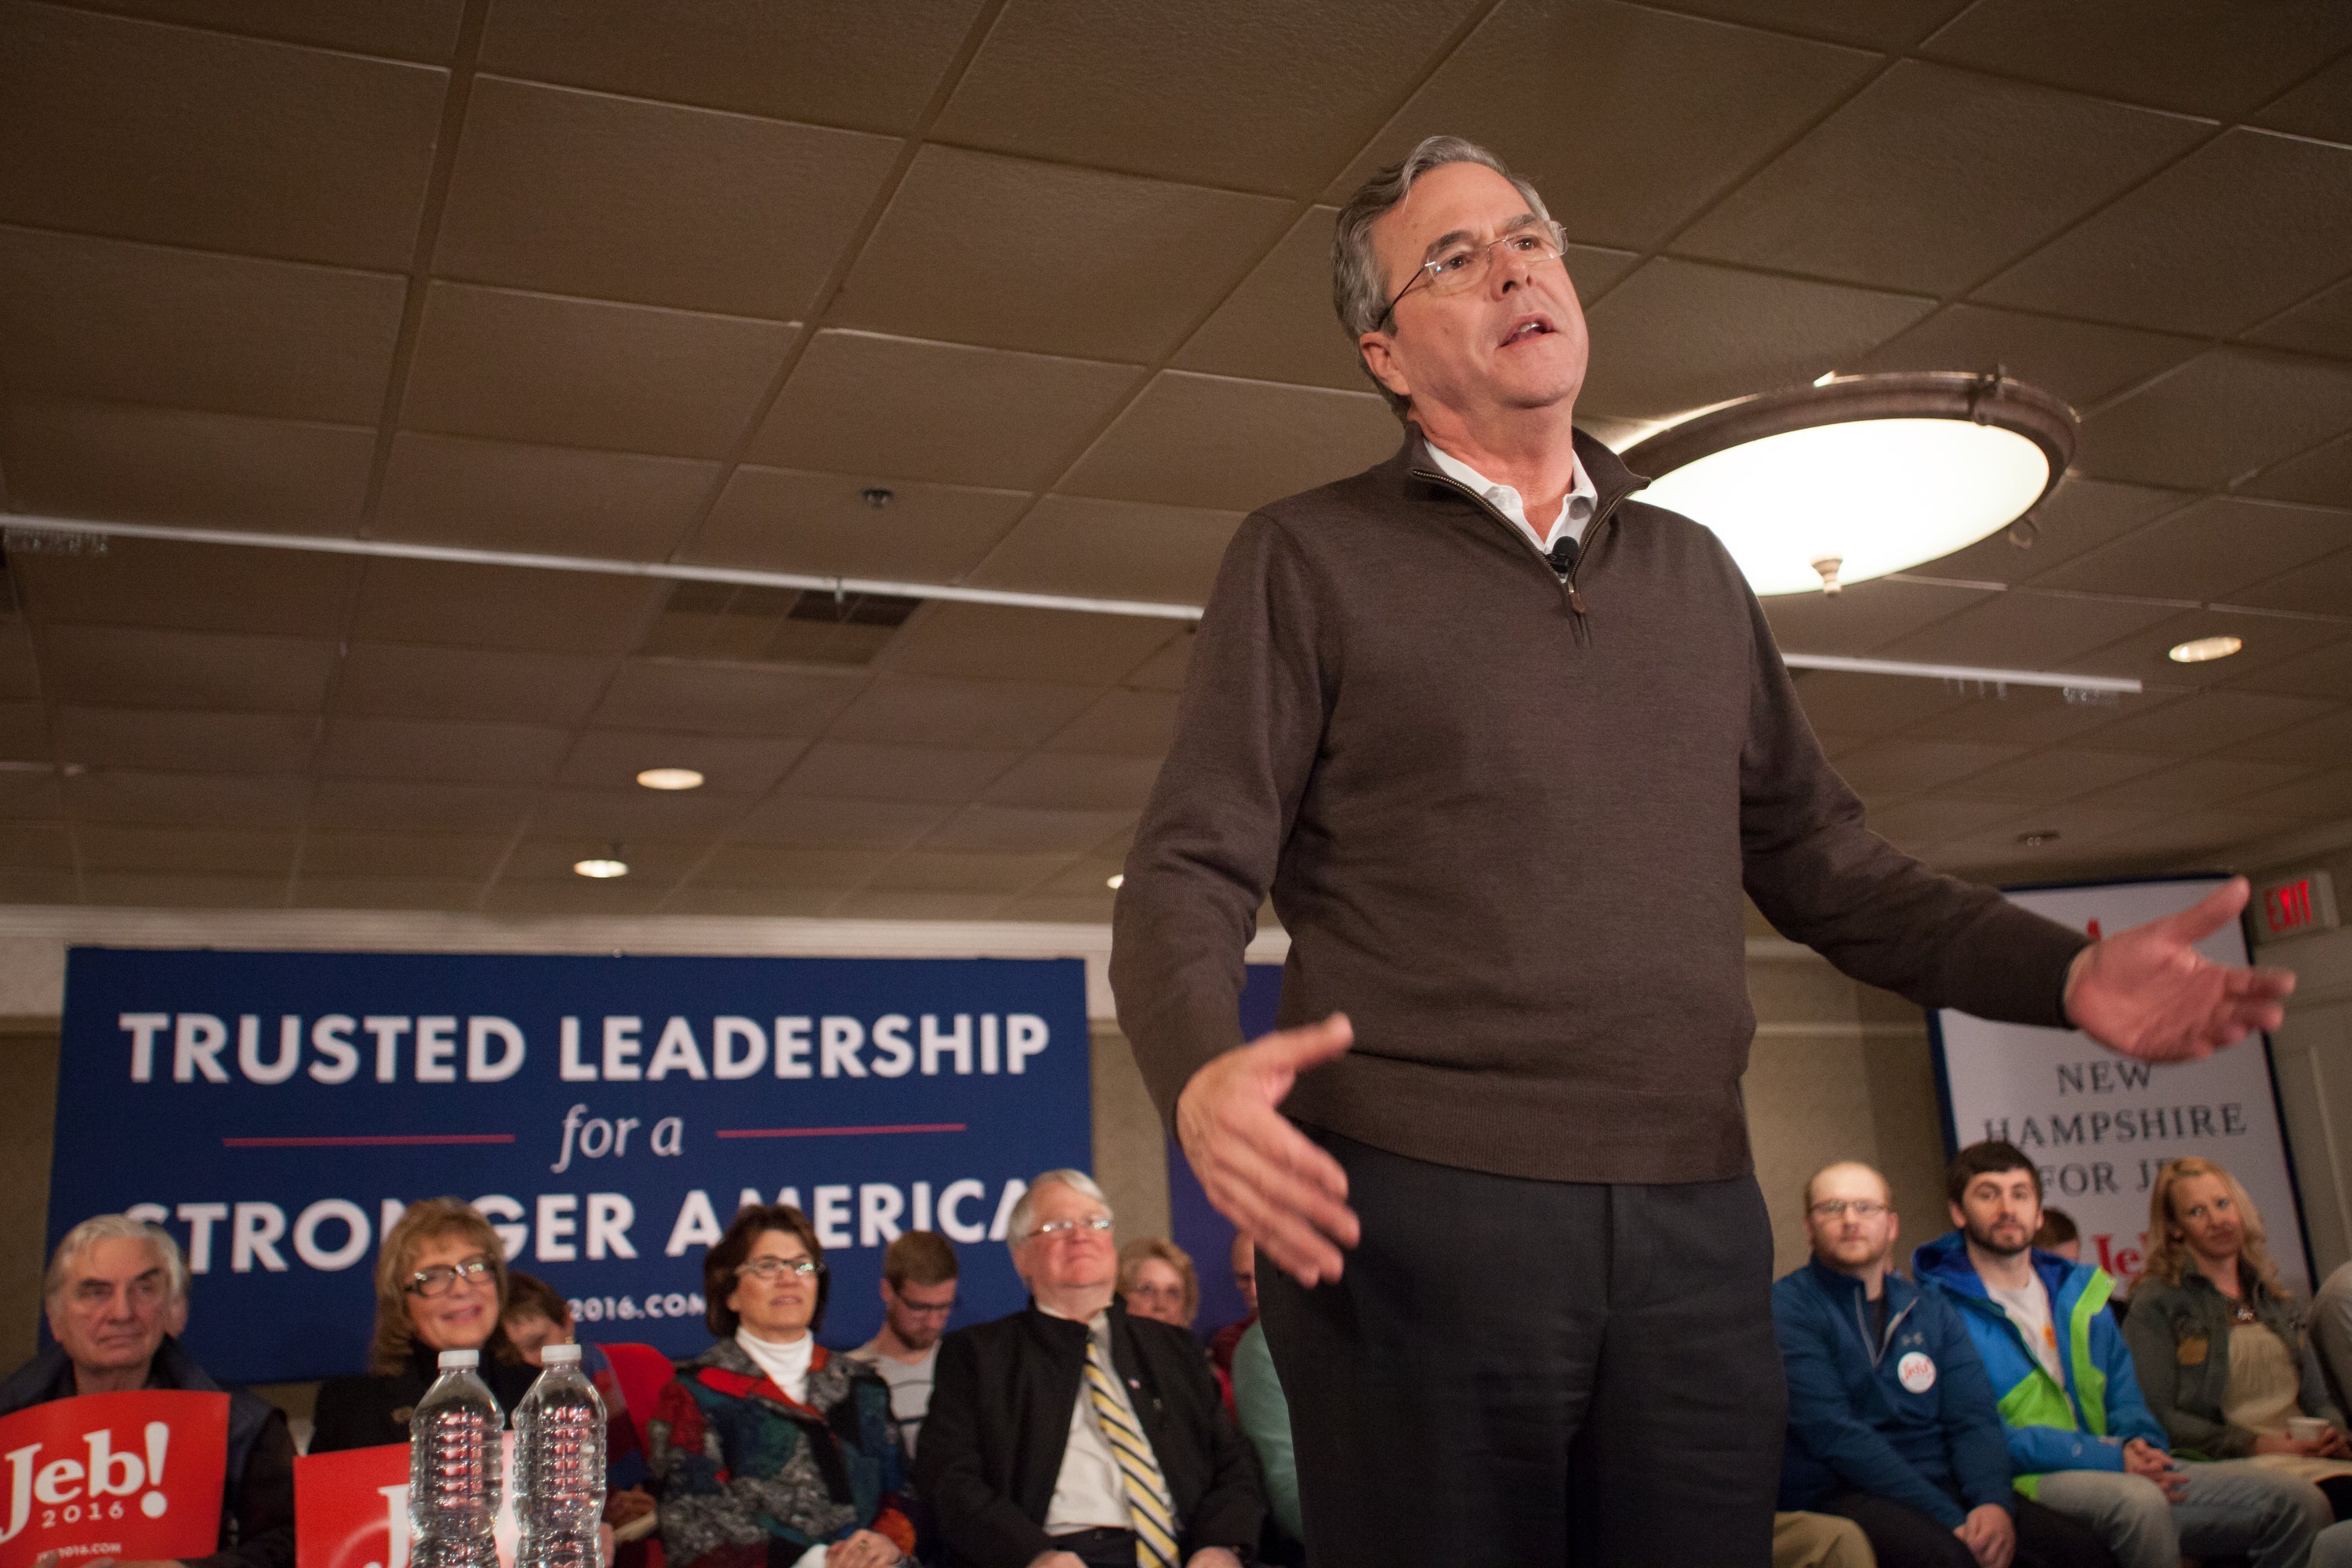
left=1547, top=535, right=1580, bottom=579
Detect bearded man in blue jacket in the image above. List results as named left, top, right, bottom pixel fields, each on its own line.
left=1776, top=1160, right=2118, bottom=1568
left=1918, top=1141, right=2325, bottom=1568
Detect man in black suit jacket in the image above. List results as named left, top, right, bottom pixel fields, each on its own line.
left=916, top=1170, right=1265, bottom=1568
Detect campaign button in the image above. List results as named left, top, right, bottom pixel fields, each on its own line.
left=1897, top=1351, right=1936, bottom=1393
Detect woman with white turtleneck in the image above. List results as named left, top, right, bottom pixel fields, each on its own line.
left=648, top=1204, right=918, bottom=1568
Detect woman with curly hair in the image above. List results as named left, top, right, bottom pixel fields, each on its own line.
left=648, top=1203, right=916, bottom=1568
left=310, top=1197, right=539, bottom=1452
left=2125, top=1156, right=2352, bottom=1512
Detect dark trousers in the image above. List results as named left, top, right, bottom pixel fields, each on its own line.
left=1819, top=1492, right=2119, bottom=1568
left=1048, top=1527, right=1140, bottom=1568
left=1258, top=1129, right=1787, bottom=1567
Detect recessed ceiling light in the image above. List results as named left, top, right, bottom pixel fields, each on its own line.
left=2168, top=635, right=2244, bottom=664
left=2016, top=830, right=2061, bottom=848
left=635, top=767, right=706, bottom=790
left=1106, top=873, right=1124, bottom=890
left=573, top=857, right=630, bottom=879
left=1624, top=372, right=2074, bottom=597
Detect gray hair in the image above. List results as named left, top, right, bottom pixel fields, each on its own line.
left=45, top=1214, right=189, bottom=1305
left=1332, top=134, right=1558, bottom=419
left=1006, top=1169, right=1112, bottom=1254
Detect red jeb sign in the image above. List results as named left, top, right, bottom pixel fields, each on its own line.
left=0, top=1390, right=227, bottom=1568
left=295, top=1439, right=518, bottom=1568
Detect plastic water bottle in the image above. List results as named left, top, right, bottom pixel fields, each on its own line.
left=409, top=1348, right=504, bottom=1568
left=514, top=1343, right=607, bottom=1568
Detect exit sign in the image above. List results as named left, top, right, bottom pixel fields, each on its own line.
left=2260, top=870, right=2339, bottom=938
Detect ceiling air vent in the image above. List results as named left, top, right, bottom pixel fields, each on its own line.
left=641, top=582, right=923, bottom=666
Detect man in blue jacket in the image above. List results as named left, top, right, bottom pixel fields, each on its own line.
left=1918, top=1141, right=2325, bottom=1568
left=1776, top=1160, right=2118, bottom=1568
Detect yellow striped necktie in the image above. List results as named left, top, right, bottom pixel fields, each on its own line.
left=1083, top=1334, right=1180, bottom=1568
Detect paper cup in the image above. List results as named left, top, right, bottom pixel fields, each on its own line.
left=2289, top=1417, right=2331, bottom=1443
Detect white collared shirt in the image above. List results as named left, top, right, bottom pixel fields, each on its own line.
left=1422, top=439, right=1597, bottom=558
left=735, top=1327, right=815, bottom=1405
left=1040, top=1306, right=1147, bottom=1533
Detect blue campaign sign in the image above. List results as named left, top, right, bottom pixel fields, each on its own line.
left=48, top=947, right=1091, bottom=1384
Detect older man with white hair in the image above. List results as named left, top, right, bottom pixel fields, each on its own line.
left=0, top=1214, right=295, bottom=1568
left=916, top=1171, right=1264, bottom=1568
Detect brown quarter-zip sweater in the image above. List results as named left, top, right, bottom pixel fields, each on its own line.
left=1109, top=426, right=2089, bottom=1184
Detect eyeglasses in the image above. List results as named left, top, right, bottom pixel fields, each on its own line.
left=1809, top=1200, right=1889, bottom=1221
left=892, top=1298, right=957, bottom=1317
left=1027, top=1216, right=1113, bottom=1242
left=739, top=1256, right=825, bottom=1281
left=1381, top=220, right=1569, bottom=328
left=407, top=1257, right=495, bottom=1298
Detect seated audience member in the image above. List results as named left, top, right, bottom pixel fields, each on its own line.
left=1776, top=1159, right=2117, bottom=1568
left=1204, top=1234, right=1256, bottom=1414
left=312, top=1197, right=538, bottom=1451
left=2033, top=1208, right=2081, bottom=1263
left=2125, top=1157, right=2352, bottom=1512
left=1228, top=1319, right=1301, bottom=1562
left=917, top=1170, right=1263, bottom=1568
left=2314, top=1258, right=2352, bottom=1421
left=648, top=1203, right=915, bottom=1568
left=1118, top=1238, right=1200, bottom=1331
left=847, top=1230, right=960, bottom=1459
left=1918, top=1141, right=2324, bottom=1568
left=0, top=1214, right=293, bottom=1568
left=504, top=1271, right=654, bottom=1515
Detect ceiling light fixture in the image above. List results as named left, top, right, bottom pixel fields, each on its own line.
left=573, top=856, right=630, bottom=879
left=1623, top=371, right=2075, bottom=597
left=1106, top=873, right=1124, bottom=890
left=2168, top=635, right=2245, bottom=664
left=2016, top=830, right=2061, bottom=848
left=635, top=767, right=706, bottom=790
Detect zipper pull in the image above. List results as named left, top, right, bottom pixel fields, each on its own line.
left=1567, top=586, right=1588, bottom=615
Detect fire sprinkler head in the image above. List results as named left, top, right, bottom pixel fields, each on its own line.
left=1811, top=555, right=1844, bottom=596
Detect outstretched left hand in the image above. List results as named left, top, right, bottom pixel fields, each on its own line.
left=2065, top=877, right=2295, bottom=1062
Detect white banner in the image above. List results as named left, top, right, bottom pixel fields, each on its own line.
left=1933, top=877, right=2310, bottom=1298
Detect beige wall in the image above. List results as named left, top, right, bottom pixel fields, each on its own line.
left=2249, top=836, right=2352, bottom=1286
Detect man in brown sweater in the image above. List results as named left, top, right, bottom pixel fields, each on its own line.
left=1109, top=134, right=2293, bottom=1568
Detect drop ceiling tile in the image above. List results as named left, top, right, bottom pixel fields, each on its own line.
left=2072, top=688, right=2337, bottom=757
left=1044, top=688, right=1182, bottom=757
left=299, top=830, right=509, bottom=879
left=53, top=707, right=316, bottom=773
left=79, top=824, right=298, bottom=874
left=2255, top=51, right=2352, bottom=145
left=527, top=787, right=746, bottom=840
left=317, top=717, right=575, bottom=784
left=884, top=603, right=1183, bottom=686
left=16, top=535, right=355, bottom=637
left=826, top=675, right=1098, bottom=751
left=1060, top=372, right=1399, bottom=513
left=590, top=659, right=865, bottom=737
left=691, top=466, right=1031, bottom=582
left=2234, top=707, right=2352, bottom=768
left=0, top=773, right=65, bottom=822
left=306, top=778, right=535, bottom=834
left=1581, top=260, right=1934, bottom=421
left=2222, top=637, right=2352, bottom=702
left=38, top=625, right=336, bottom=710
left=1849, top=305, right=2203, bottom=414
left=1172, top=208, right=1362, bottom=394
left=0, top=227, right=405, bottom=424
left=979, top=752, right=1163, bottom=811
left=2067, top=755, right=2318, bottom=813
left=1875, top=590, right=2180, bottom=670
left=833, top=146, right=1292, bottom=362
left=1678, top=63, right=2205, bottom=297
left=329, top=644, right=616, bottom=727
left=777, top=742, right=1018, bottom=804
left=2229, top=549, right=2352, bottom=618
left=1922, top=746, right=2169, bottom=804
left=401, top=282, right=795, bottom=459
left=729, top=794, right=949, bottom=850
left=63, top=0, right=465, bottom=60
left=2064, top=608, right=2351, bottom=694
left=375, top=433, right=717, bottom=560
left=1121, top=634, right=1194, bottom=693
left=290, top=876, right=483, bottom=911
left=1828, top=739, right=2026, bottom=800
left=1974, top=132, right=2352, bottom=339
left=2230, top=767, right=2352, bottom=821
left=480, top=877, right=670, bottom=916
left=969, top=497, right=1244, bottom=608
left=1918, top=0, right=2352, bottom=118
left=1639, top=0, right=1966, bottom=48
left=746, top=330, right=1142, bottom=491
left=2245, top=431, right=2352, bottom=511
left=1864, top=795, right=2025, bottom=847
left=832, top=888, right=1012, bottom=920
left=1336, top=0, right=1876, bottom=249
left=998, top=893, right=1115, bottom=925
left=687, top=844, right=888, bottom=891
left=0, top=701, right=49, bottom=763
left=350, top=559, right=665, bottom=654
left=863, top=851, right=1065, bottom=895
left=65, top=769, right=307, bottom=826
left=1761, top=579, right=1994, bottom=659
left=0, top=822, right=71, bottom=869
left=557, top=731, right=805, bottom=795
left=78, top=872, right=291, bottom=908
left=922, top=804, right=1134, bottom=854
left=2245, top=276, right=2352, bottom=365
left=2, top=401, right=375, bottom=533
left=1900, top=684, right=2159, bottom=749
left=1912, top=475, right=2193, bottom=587
left=0, top=3, right=444, bottom=268
left=0, top=629, right=39, bottom=702
left=2074, top=350, right=2352, bottom=492
left=1038, top=856, right=1130, bottom=896
left=935, top=0, right=1483, bottom=198
left=434, top=76, right=898, bottom=319
left=2029, top=496, right=2352, bottom=601
left=660, top=885, right=844, bottom=917
left=1788, top=670, right=1975, bottom=738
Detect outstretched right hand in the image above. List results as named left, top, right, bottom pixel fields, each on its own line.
left=1175, top=1013, right=1360, bottom=1287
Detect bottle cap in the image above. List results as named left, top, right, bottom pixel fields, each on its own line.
left=541, top=1343, right=583, bottom=1364
left=438, top=1348, right=481, bottom=1369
